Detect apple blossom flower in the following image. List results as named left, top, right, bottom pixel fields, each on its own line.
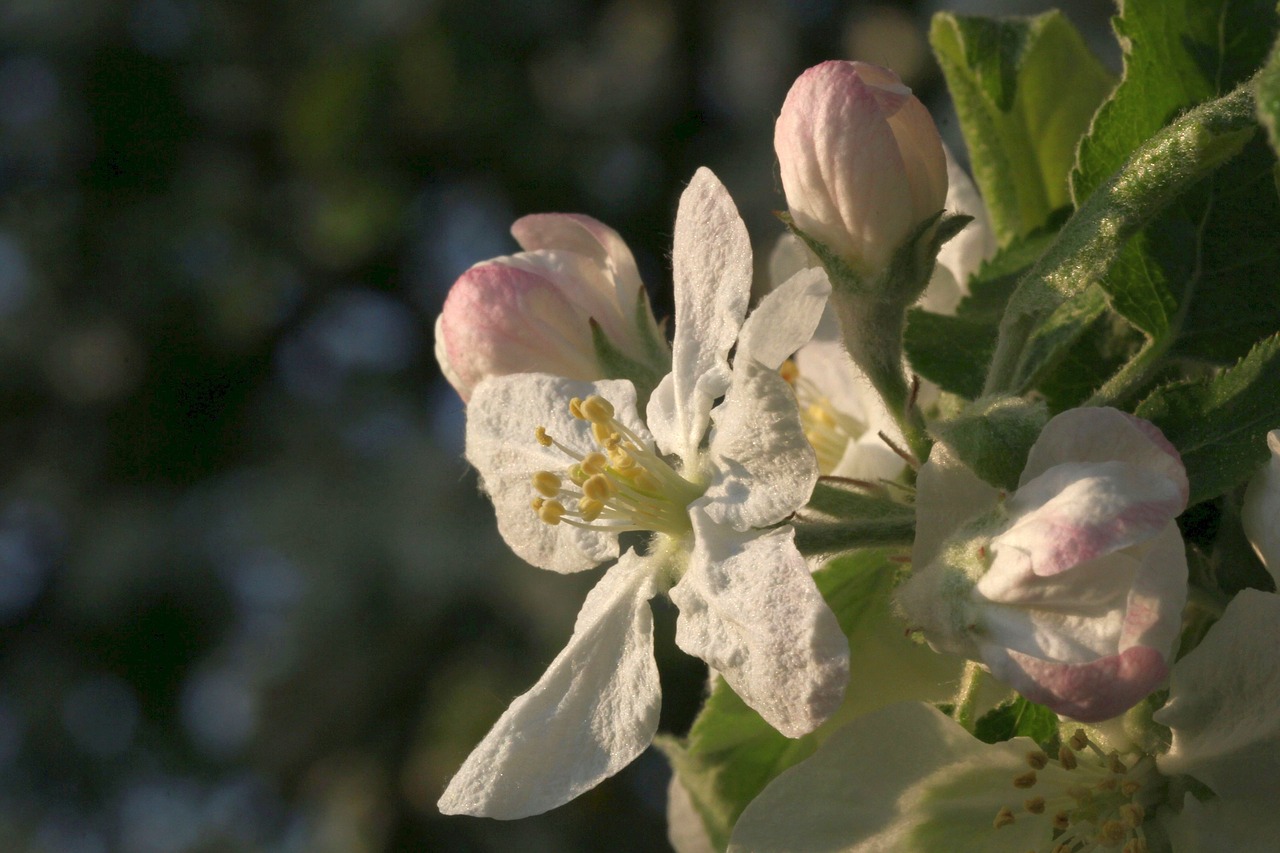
left=774, top=60, right=948, bottom=276
left=1241, top=429, right=1280, bottom=585
left=770, top=152, right=995, bottom=481
left=434, top=212, right=669, bottom=401
left=437, top=168, right=849, bottom=819
left=897, top=407, right=1190, bottom=722
left=728, top=701, right=1162, bottom=853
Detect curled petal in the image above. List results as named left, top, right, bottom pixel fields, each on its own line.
left=1242, top=429, right=1280, bottom=585
left=983, top=644, right=1169, bottom=723
left=735, top=266, right=830, bottom=370
left=702, top=360, right=818, bottom=531
left=438, top=552, right=661, bottom=818
left=1020, top=407, right=1188, bottom=510
left=511, top=212, right=645, bottom=313
left=670, top=514, right=848, bottom=737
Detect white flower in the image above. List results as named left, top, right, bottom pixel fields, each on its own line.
left=770, top=153, right=996, bottom=481
left=438, top=168, right=849, bottom=819
left=898, top=408, right=1190, bottom=722
left=728, top=701, right=1159, bottom=852
left=1242, top=429, right=1280, bottom=586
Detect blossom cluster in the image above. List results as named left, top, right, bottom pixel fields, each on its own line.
left=433, top=44, right=1280, bottom=853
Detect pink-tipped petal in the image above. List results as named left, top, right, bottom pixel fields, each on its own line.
left=987, top=645, right=1169, bottom=722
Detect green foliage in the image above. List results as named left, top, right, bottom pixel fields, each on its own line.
left=662, top=550, right=961, bottom=850
left=1260, top=33, right=1280, bottom=153
left=795, top=481, right=917, bottom=556
left=973, top=696, right=1060, bottom=750
left=930, top=11, right=1114, bottom=245
left=1136, top=334, right=1280, bottom=506
left=931, top=396, right=1048, bottom=491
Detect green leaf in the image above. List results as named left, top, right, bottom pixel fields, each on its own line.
left=930, top=11, right=1114, bottom=245
left=1068, top=0, right=1280, bottom=349
left=903, top=309, right=995, bottom=399
left=1136, top=334, right=1280, bottom=506
left=931, top=395, right=1048, bottom=491
left=662, top=551, right=962, bottom=850
left=1073, top=0, right=1278, bottom=203
left=984, top=84, right=1258, bottom=395
left=973, top=696, right=1059, bottom=749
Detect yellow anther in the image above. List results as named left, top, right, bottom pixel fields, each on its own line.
left=568, top=464, right=589, bottom=486
left=993, top=807, right=1015, bottom=829
left=535, top=426, right=553, bottom=447
left=538, top=500, right=566, bottom=525
left=1070, top=729, right=1090, bottom=751
left=569, top=397, right=585, bottom=419
left=1067, top=784, right=1093, bottom=804
left=1023, top=796, right=1045, bottom=814
left=610, top=448, right=636, bottom=470
left=591, top=422, right=617, bottom=445
left=531, top=497, right=545, bottom=511
left=1026, top=750, right=1048, bottom=770
left=1108, top=751, right=1128, bottom=774
left=1058, top=745, right=1078, bottom=770
left=581, top=395, right=615, bottom=423
left=1121, top=780, right=1142, bottom=797
left=1012, top=770, right=1037, bottom=789
left=578, top=498, right=604, bottom=522
left=532, top=471, right=562, bottom=497
left=1098, top=819, right=1127, bottom=845
left=582, top=452, right=608, bottom=476
left=779, top=359, right=799, bottom=383
left=1096, top=777, right=1119, bottom=793
left=1052, top=811, right=1071, bottom=831
left=583, top=474, right=615, bottom=502
left=1120, top=803, right=1144, bottom=828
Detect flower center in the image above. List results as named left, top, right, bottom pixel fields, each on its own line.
left=992, top=729, right=1155, bottom=853
left=781, top=359, right=868, bottom=475
left=530, top=394, right=705, bottom=537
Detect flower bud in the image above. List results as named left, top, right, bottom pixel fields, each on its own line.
left=899, top=408, right=1190, bottom=722
left=435, top=213, right=667, bottom=400
left=1242, top=429, right=1280, bottom=586
left=774, top=61, right=947, bottom=275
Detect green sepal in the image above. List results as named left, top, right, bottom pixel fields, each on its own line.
left=590, top=317, right=665, bottom=405
left=1136, top=333, right=1280, bottom=506
left=931, top=395, right=1048, bottom=491
left=793, top=480, right=917, bottom=557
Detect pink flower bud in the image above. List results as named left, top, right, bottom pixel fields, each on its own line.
left=899, top=408, right=1190, bottom=722
left=435, top=213, right=666, bottom=400
left=774, top=61, right=947, bottom=274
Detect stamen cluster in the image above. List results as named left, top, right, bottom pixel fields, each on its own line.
left=530, top=394, right=705, bottom=537
left=992, top=729, right=1153, bottom=853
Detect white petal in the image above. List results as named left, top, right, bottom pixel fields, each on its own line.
left=1154, top=589, right=1280, bottom=806
left=1242, top=429, right=1280, bottom=586
left=912, top=442, right=1000, bottom=569
left=660, top=168, right=752, bottom=460
left=1020, top=408, right=1188, bottom=509
left=667, top=775, right=717, bottom=853
left=933, top=148, right=996, bottom=294
left=437, top=552, right=661, bottom=818
left=511, top=212, right=644, bottom=314
left=728, top=702, right=1053, bottom=853
left=670, top=514, right=848, bottom=737
left=736, top=267, right=831, bottom=370
left=702, top=360, right=817, bottom=530
left=466, top=374, right=649, bottom=573
left=1160, top=792, right=1280, bottom=853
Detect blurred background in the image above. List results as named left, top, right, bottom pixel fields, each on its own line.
left=0, top=0, right=1115, bottom=850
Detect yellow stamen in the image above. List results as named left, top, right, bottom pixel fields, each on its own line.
left=532, top=471, right=562, bottom=497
